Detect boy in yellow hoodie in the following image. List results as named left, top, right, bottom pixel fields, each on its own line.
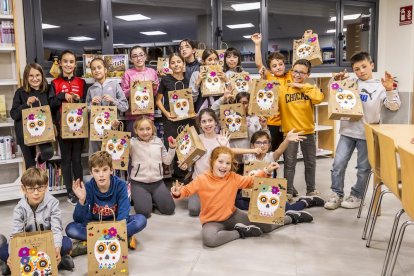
left=279, top=59, right=324, bottom=200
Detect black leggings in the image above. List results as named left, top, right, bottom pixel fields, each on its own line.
left=19, top=142, right=54, bottom=168
left=58, top=137, right=83, bottom=194
left=268, top=125, right=284, bottom=151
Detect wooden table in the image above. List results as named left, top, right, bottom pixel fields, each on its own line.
left=369, top=124, right=414, bottom=213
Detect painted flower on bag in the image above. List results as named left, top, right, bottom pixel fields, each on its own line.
left=29, top=248, right=37, bottom=256
left=271, top=186, right=280, bottom=195
left=219, top=53, right=224, bottom=59
left=108, top=227, right=117, bottom=237
left=19, top=247, right=30, bottom=257
left=311, top=37, right=317, bottom=42
left=210, top=71, right=216, bottom=77
left=77, top=108, right=83, bottom=115
left=260, top=184, right=268, bottom=192
left=104, top=112, right=110, bottom=119
left=223, top=109, right=231, bottom=116
left=28, top=114, right=35, bottom=121
left=172, top=94, right=178, bottom=100
left=244, top=75, right=250, bottom=81
left=266, top=83, right=273, bottom=90
left=331, top=83, right=339, bottom=90
left=103, top=229, right=109, bottom=235
left=20, top=256, right=30, bottom=265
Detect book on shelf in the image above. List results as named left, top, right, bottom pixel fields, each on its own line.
left=82, top=54, right=128, bottom=78
left=0, top=0, right=12, bottom=15
left=47, top=162, right=65, bottom=192
left=0, top=20, right=14, bottom=46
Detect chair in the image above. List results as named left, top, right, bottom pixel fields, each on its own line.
left=387, top=146, right=414, bottom=275
left=361, top=124, right=383, bottom=240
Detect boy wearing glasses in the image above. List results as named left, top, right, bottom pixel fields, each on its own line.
left=279, top=59, right=324, bottom=201
left=325, top=52, right=400, bottom=210
left=0, top=168, right=74, bottom=273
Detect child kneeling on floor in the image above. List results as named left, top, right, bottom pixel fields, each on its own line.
left=65, top=151, right=147, bottom=255
left=0, top=168, right=74, bottom=273
left=171, top=146, right=309, bottom=248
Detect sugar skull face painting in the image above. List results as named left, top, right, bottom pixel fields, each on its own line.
left=94, top=112, right=112, bottom=136
left=205, top=71, right=221, bottom=93
left=223, top=109, right=242, bottom=132
left=257, top=184, right=281, bottom=217
left=94, top=227, right=121, bottom=270
left=234, top=78, right=249, bottom=93
left=18, top=247, right=52, bottom=276
left=26, top=113, right=46, bottom=137
left=256, top=89, right=274, bottom=110
left=134, top=86, right=150, bottom=110
left=178, top=134, right=192, bottom=156
left=66, top=108, right=84, bottom=131
left=296, top=44, right=313, bottom=59
left=335, top=90, right=356, bottom=110
left=106, top=138, right=127, bottom=160
left=173, top=99, right=190, bottom=118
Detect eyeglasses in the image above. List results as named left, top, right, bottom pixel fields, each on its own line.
left=24, top=185, right=48, bottom=194
left=131, top=53, right=146, bottom=59
left=292, top=70, right=308, bottom=76
left=254, top=141, right=269, bottom=146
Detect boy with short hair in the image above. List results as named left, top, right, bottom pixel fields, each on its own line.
left=325, top=51, right=401, bottom=210
left=65, top=151, right=147, bottom=254
left=0, top=168, right=74, bottom=272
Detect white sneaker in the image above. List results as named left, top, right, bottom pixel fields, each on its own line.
left=340, top=195, right=361, bottom=209
left=324, top=193, right=343, bottom=210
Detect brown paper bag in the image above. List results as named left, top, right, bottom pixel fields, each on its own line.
left=292, top=31, right=323, bottom=66
left=49, top=57, right=61, bottom=79
left=61, top=103, right=89, bottom=139
left=90, top=106, right=118, bottom=141
left=22, top=105, right=56, bottom=146
left=0, top=95, right=6, bottom=121
left=216, top=42, right=228, bottom=68
left=200, top=65, right=225, bottom=97
left=228, top=71, right=251, bottom=94
left=157, top=57, right=172, bottom=75
left=130, top=80, right=155, bottom=115
left=328, top=79, right=364, bottom=121
left=87, top=209, right=129, bottom=275
left=101, top=122, right=131, bottom=171
left=248, top=177, right=287, bottom=224
left=176, top=125, right=206, bottom=167
left=248, top=79, right=280, bottom=116
left=195, top=42, right=206, bottom=64
left=168, top=88, right=196, bottom=121
left=220, top=104, right=247, bottom=139
left=241, top=161, right=270, bottom=198
left=10, top=230, right=58, bottom=276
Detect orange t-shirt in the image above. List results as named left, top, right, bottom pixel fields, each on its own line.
left=179, top=171, right=265, bottom=224
left=264, top=70, right=293, bottom=126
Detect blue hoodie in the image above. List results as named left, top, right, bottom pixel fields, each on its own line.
left=73, top=175, right=130, bottom=224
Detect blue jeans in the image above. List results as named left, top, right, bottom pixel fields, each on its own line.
left=0, top=236, right=72, bottom=262
left=331, top=135, right=371, bottom=199
left=65, top=214, right=147, bottom=241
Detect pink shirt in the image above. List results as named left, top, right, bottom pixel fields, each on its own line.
left=120, top=67, right=160, bottom=119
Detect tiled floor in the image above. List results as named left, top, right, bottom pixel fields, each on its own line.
left=1, top=154, right=414, bottom=275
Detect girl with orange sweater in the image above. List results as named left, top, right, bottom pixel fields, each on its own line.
left=171, top=147, right=300, bottom=247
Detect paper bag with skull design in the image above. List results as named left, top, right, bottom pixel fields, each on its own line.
left=90, top=106, right=118, bottom=141
left=220, top=104, right=247, bottom=139
left=328, top=79, right=363, bottom=121
left=157, top=57, right=172, bottom=75
left=195, top=43, right=206, bottom=64
left=130, top=80, right=155, bottom=115
left=22, top=105, right=56, bottom=146
left=228, top=71, right=251, bottom=94
left=101, top=122, right=131, bottom=170
left=175, top=125, right=206, bottom=167
left=61, top=103, right=89, bottom=139
left=248, top=177, right=287, bottom=224
left=168, top=88, right=196, bottom=121
left=241, top=161, right=270, bottom=198
left=87, top=212, right=129, bottom=275
left=200, top=65, right=225, bottom=97
left=10, top=230, right=58, bottom=276
left=216, top=42, right=228, bottom=68
left=292, top=31, right=323, bottom=66
left=248, top=79, right=279, bottom=116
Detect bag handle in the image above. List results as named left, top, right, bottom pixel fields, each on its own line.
left=220, top=42, right=229, bottom=50
left=177, top=124, right=188, bottom=135
left=111, top=120, right=124, bottom=131
left=198, top=42, right=206, bottom=50
left=235, top=65, right=244, bottom=73
left=302, top=29, right=313, bottom=39
left=174, top=81, right=185, bottom=91
left=98, top=207, right=116, bottom=223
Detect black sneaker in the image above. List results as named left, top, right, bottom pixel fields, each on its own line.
left=292, top=186, right=299, bottom=197
left=71, top=240, right=87, bottom=257
left=234, top=223, right=263, bottom=239
left=58, top=255, right=75, bottom=271
left=67, top=193, right=78, bottom=206
left=0, top=259, right=11, bottom=275
left=286, top=210, right=314, bottom=224
left=298, top=196, right=325, bottom=208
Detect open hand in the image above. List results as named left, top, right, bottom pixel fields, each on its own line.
left=381, top=71, right=394, bottom=91
left=286, top=128, right=306, bottom=143
left=171, top=180, right=184, bottom=197
left=217, top=129, right=230, bottom=146
left=72, top=179, right=86, bottom=205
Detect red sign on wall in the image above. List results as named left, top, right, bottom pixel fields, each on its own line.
left=400, top=5, right=412, bottom=26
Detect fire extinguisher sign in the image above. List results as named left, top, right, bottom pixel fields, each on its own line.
left=400, top=5, right=412, bottom=26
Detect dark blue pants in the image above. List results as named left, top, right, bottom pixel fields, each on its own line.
left=235, top=190, right=307, bottom=211
left=65, top=214, right=147, bottom=241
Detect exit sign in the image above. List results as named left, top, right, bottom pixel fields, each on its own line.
left=400, top=5, right=412, bottom=26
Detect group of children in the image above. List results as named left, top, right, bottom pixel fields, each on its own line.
left=0, top=34, right=401, bottom=273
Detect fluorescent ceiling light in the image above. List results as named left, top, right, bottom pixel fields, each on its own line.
left=114, top=43, right=125, bottom=46
left=140, top=31, right=166, bottom=36
left=68, top=36, right=95, bottom=41
left=226, top=23, right=254, bottom=29
left=42, top=23, right=60, bottom=29
left=330, top=14, right=361, bottom=21
left=231, top=2, right=260, bottom=11
left=326, top=28, right=347, bottom=33
left=243, top=35, right=252, bottom=39
left=115, top=14, right=151, bottom=21
left=172, top=40, right=182, bottom=43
